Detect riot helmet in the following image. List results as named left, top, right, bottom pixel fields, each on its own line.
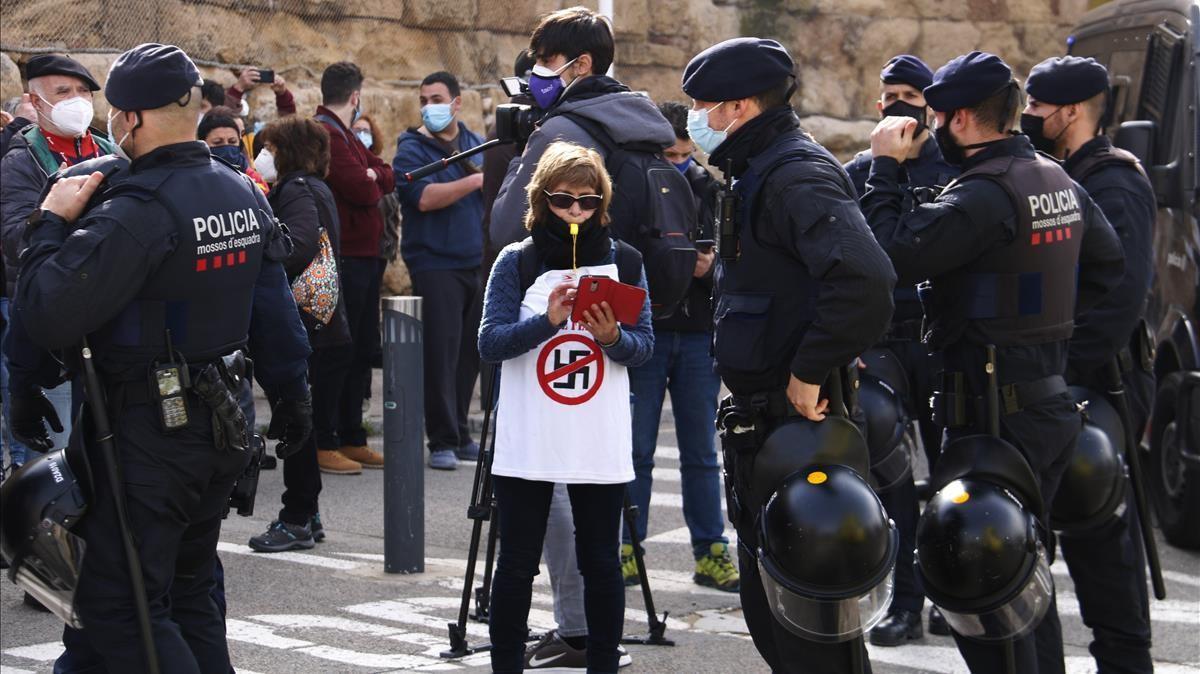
left=1051, top=389, right=1127, bottom=533
left=915, top=436, right=1052, bottom=641
left=746, top=414, right=871, bottom=514
left=858, top=372, right=914, bottom=492
left=0, top=447, right=91, bottom=627
left=757, top=464, right=898, bottom=643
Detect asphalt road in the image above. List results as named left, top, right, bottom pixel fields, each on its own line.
left=2, top=371, right=1198, bottom=673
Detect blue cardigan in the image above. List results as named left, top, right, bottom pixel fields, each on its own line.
left=478, top=240, right=654, bottom=367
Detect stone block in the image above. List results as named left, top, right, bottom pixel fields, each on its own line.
left=477, top=0, right=560, bottom=34
left=617, top=41, right=690, bottom=68
left=915, top=20, right=982, bottom=69
left=403, top=0, right=477, bottom=31
left=1, top=53, right=25, bottom=104
left=797, top=68, right=855, bottom=118
left=800, top=114, right=876, bottom=161
left=619, top=64, right=688, bottom=104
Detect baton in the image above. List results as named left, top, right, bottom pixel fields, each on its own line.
left=80, top=339, right=161, bottom=673
left=1105, top=359, right=1166, bottom=600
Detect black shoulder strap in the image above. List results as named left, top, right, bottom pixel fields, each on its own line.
left=613, top=240, right=642, bottom=286
left=516, top=238, right=541, bottom=295
left=517, top=237, right=641, bottom=294
left=314, top=113, right=350, bottom=142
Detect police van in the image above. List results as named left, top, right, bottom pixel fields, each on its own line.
left=1070, top=0, right=1199, bottom=550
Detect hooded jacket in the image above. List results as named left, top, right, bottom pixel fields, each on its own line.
left=489, top=76, right=676, bottom=250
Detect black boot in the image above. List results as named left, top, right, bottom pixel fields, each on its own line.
left=869, top=610, right=923, bottom=646
left=927, top=605, right=951, bottom=636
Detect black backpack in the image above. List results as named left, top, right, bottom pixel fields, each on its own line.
left=561, top=114, right=698, bottom=320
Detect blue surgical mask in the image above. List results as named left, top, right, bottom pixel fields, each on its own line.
left=421, top=103, right=454, bottom=133
left=673, top=157, right=692, bottom=174
left=528, top=57, right=578, bottom=109
left=355, top=129, right=374, bottom=149
left=211, top=144, right=247, bottom=171
left=687, top=102, right=732, bottom=155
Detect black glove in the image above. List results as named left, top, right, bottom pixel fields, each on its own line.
left=10, top=389, right=64, bottom=453
left=266, top=396, right=312, bottom=459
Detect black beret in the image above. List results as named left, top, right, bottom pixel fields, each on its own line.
left=1025, top=56, right=1109, bottom=105
left=104, top=43, right=202, bottom=111
left=923, top=51, right=1013, bottom=112
left=880, top=55, right=933, bottom=91
left=25, top=55, right=100, bottom=91
left=682, top=38, right=794, bottom=102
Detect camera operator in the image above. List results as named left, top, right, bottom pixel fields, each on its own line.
left=479, top=140, right=653, bottom=673
left=488, top=9, right=677, bottom=668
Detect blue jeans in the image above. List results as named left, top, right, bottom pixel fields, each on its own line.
left=1, top=297, right=72, bottom=467
left=624, top=330, right=725, bottom=559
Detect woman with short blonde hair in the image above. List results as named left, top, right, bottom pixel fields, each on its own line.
left=479, top=141, right=653, bottom=673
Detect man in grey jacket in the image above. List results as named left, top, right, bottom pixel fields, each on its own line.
left=489, top=7, right=677, bottom=669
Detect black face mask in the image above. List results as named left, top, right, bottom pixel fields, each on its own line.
left=934, top=115, right=1008, bottom=167
left=881, top=100, right=927, bottom=136
left=935, top=123, right=965, bottom=166
left=1019, top=110, right=1063, bottom=155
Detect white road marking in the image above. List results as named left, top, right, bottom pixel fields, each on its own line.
left=217, top=541, right=360, bottom=570
left=0, top=667, right=37, bottom=674
left=1, top=642, right=64, bottom=662
left=643, top=525, right=738, bottom=547
left=1163, top=569, right=1200, bottom=588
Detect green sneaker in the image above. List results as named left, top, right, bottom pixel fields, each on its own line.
left=694, top=542, right=740, bottom=592
left=620, top=544, right=640, bottom=586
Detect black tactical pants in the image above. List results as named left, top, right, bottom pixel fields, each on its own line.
left=1060, top=498, right=1153, bottom=673
left=72, top=395, right=248, bottom=673
left=874, top=337, right=942, bottom=616
left=946, top=392, right=1078, bottom=674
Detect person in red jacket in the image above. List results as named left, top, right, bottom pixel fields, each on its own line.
left=314, top=61, right=395, bottom=473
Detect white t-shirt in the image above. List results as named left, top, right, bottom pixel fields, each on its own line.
left=493, top=263, right=634, bottom=484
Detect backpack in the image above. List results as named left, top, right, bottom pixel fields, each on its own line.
left=560, top=114, right=698, bottom=320
left=516, top=238, right=642, bottom=295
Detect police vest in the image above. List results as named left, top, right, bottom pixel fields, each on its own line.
left=713, top=132, right=844, bottom=392
left=94, top=158, right=267, bottom=374
left=1068, top=143, right=1148, bottom=183
left=934, top=153, right=1084, bottom=347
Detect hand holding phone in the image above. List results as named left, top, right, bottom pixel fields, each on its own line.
left=571, top=275, right=645, bottom=326
left=256, top=68, right=275, bottom=84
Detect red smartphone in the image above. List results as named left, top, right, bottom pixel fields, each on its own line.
left=571, top=275, right=646, bottom=326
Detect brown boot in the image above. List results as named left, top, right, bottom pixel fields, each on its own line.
left=317, top=450, right=362, bottom=475
left=339, top=444, right=384, bottom=469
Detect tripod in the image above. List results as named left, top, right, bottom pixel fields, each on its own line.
left=442, top=363, right=675, bottom=657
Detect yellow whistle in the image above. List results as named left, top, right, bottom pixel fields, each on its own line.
left=569, top=223, right=580, bottom=271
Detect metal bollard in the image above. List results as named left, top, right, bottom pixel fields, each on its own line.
left=382, top=296, right=425, bottom=573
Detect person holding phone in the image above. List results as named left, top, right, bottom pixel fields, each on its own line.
left=478, top=140, right=653, bottom=673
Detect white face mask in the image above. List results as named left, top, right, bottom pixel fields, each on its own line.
left=254, top=148, right=277, bottom=183
left=39, top=95, right=94, bottom=138
left=106, top=110, right=131, bottom=161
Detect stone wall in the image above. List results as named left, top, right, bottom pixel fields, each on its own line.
left=2, top=0, right=1092, bottom=161
left=1, top=0, right=1092, bottom=293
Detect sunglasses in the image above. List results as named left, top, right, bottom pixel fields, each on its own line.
left=543, top=191, right=602, bottom=211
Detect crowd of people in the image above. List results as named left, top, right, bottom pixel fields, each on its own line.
left=0, top=4, right=1159, bottom=674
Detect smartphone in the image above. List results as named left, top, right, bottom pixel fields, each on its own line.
left=571, top=275, right=646, bottom=326
left=256, top=69, right=275, bottom=84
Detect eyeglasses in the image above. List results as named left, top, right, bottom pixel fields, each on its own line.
left=543, top=191, right=602, bottom=211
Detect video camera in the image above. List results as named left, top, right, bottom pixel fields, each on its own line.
left=495, top=77, right=543, bottom=145
left=400, top=76, right=545, bottom=183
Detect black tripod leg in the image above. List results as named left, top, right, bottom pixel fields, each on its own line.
left=619, top=489, right=674, bottom=647
left=473, top=501, right=500, bottom=622
left=442, top=364, right=500, bottom=658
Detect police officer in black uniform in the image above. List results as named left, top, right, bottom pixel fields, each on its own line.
left=13, top=43, right=313, bottom=671
left=846, top=54, right=960, bottom=647
left=683, top=38, right=897, bottom=673
left=1022, top=55, right=1156, bottom=674
left=862, top=51, right=1126, bottom=674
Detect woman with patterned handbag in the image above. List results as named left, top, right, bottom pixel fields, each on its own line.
left=247, top=116, right=359, bottom=553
